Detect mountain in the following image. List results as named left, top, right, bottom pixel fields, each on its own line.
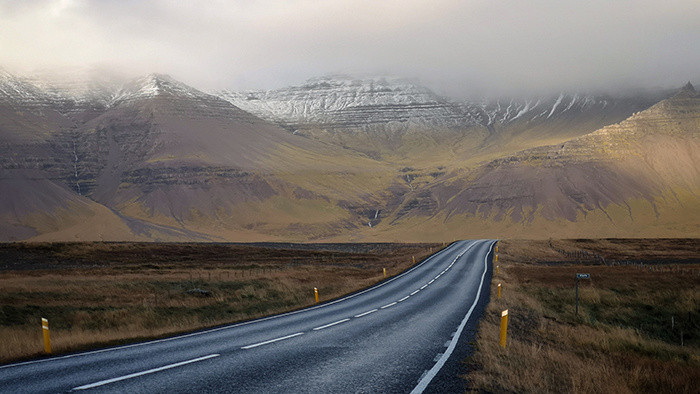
left=216, top=75, right=663, bottom=164
left=218, top=75, right=481, bottom=132
left=1, top=72, right=400, bottom=241
left=365, top=84, right=699, bottom=240
left=0, top=69, right=696, bottom=241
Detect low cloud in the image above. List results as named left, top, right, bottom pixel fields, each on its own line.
left=1, top=0, right=698, bottom=97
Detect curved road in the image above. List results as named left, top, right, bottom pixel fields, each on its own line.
left=0, top=240, right=495, bottom=393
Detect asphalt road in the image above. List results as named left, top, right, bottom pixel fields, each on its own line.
left=0, top=239, right=495, bottom=393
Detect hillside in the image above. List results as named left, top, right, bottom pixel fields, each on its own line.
left=0, top=69, right=696, bottom=241
left=363, top=84, right=699, bottom=240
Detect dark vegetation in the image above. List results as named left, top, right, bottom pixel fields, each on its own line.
left=465, top=238, right=699, bottom=393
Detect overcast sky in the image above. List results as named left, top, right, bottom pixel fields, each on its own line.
left=1, top=0, right=698, bottom=98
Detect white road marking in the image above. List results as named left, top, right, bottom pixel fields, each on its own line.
left=428, top=279, right=434, bottom=284
left=420, top=284, right=428, bottom=290
left=313, top=319, right=350, bottom=331
left=1, top=243, right=467, bottom=371
left=71, top=354, right=220, bottom=390
left=411, top=240, right=495, bottom=394
left=398, top=296, right=410, bottom=302
left=381, top=302, right=397, bottom=309
left=241, top=332, right=304, bottom=349
left=410, top=290, right=420, bottom=296
left=354, top=309, right=378, bottom=318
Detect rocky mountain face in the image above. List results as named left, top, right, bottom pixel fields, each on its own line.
left=0, top=68, right=696, bottom=241
left=216, top=75, right=662, bottom=161
left=376, top=84, right=699, bottom=239
left=218, top=75, right=483, bottom=132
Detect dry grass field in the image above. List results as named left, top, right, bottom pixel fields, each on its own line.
left=0, top=242, right=438, bottom=364
left=464, top=239, right=700, bottom=393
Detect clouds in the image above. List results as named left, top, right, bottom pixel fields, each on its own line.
left=1, top=0, right=698, bottom=97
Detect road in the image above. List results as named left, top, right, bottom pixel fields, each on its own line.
left=0, top=239, right=495, bottom=393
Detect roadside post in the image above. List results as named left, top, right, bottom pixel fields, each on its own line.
left=314, top=287, right=319, bottom=303
left=412, top=256, right=415, bottom=264
left=494, top=254, right=498, bottom=263
left=42, top=318, right=51, bottom=354
left=496, top=265, right=499, bottom=275
left=383, top=268, right=387, bottom=278
left=497, top=283, right=502, bottom=299
left=575, top=273, right=590, bottom=315
left=500, top=310, right=508, bottom=348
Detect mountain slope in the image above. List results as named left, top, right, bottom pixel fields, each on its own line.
left=0, top=69, right=695, bottom=241
left=217, top=75, right=662, bottom=166
left=367, top=84, right=699, bottom=240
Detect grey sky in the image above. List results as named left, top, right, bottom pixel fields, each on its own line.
left=1, top=0, right=698, bottom=98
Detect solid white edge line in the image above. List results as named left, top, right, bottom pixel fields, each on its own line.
left=354, top=309, right=378, bottom=318
left=380, top=302, right=397, bottom=309
left=2, top=242, right=475, bottom=371
left=71, top=354, right=220, bottom=391
left=398, top=296, right=410, bottom=302
left=241, top=332, right=304, bottom=349
left=411, top=239, right=495, bottom=394
left=313, top=318, right=350, bottom=331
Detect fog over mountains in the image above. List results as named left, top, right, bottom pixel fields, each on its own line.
left=0, top=69, right=697, bottom=241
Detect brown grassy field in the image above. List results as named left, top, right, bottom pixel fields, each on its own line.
left=0, top=242, right=439, bottom=364
left=464, top=239, right=700, bottom=393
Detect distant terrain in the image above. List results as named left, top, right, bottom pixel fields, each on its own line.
left=1, top=69, right=697, bottom=241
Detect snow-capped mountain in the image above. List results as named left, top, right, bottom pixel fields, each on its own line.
left=476, top=93, right=661, bottom=127
left=0, top=69, right=53, bottom=109
left=217, top=75, right=484, bottom=132
left=27, top=68, right=123, bottom=107
left=111, top=73, right=214, bottom=105
left=217, top=75, right=663, bottom=137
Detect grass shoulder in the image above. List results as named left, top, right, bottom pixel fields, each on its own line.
left=464, top=238, right=699, bottom=393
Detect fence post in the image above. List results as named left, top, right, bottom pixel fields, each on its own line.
left=42, top=318, right=52, bottom=354
left=500, top=310, right=509, bottom=348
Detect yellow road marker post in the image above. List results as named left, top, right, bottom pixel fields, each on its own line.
left=42, top=318, right=51, bottom=354
left=496, top=245, right=499, bottom=253
left=500, top=310, right=509, bottom=348
left=314, top=287, right=319, bottom=303
left=495, top=254, right=498, bottom=263
left=496, top=265, right=499, bottom=275
left=497, top=283, right=502, bottom=299
left=383, top=268, right=387, bottom=278
left=412, top=256, right=415, bottom=264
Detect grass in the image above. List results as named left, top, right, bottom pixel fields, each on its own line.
left=463, top=239, right=700, bottom=393
left=0, top=242, right=439, bottom=364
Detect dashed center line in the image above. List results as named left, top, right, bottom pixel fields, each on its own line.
left=313, top=318, right=350, bottom=331
left=398, top=296, right=410, bottom=302
left=410, top=290, right=420, bottom=296
left=381, top=302, right=397, bottom=309
left=241, top=332, right=304, bottom=349
left=420, top=284, right=428, bottom=290
left=71, top=354, right=220, bottom=390
left=354, top=309, right=378, bottom=318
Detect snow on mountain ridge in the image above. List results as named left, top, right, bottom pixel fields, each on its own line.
left=110, top=74, right=213, bottom=104
left=217, top=75, right=483, bottom=131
